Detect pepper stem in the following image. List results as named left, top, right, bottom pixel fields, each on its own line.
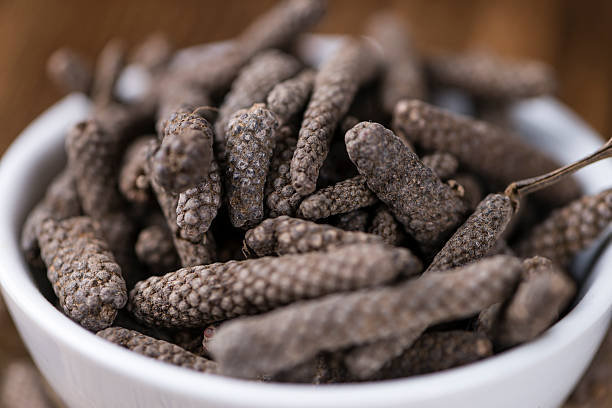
left=505, top=137, right=612, bottom=208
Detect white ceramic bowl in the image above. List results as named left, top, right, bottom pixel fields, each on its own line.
left=1, top=93, right=611, bottom=408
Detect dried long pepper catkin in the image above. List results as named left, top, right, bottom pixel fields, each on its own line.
left=393, top=100, right=581, bottom=206
left=46, top=48, right=92, bottom=94
left=226, top=104, right=279, bottom=228
left=365, top=11, right=425, bottom=114
left=267, top=69, right=316, bottom=126
left=152, top=108, right=214, bottom=194
left=173, top=232, right=216, bottom=267
left=297, top=176, right=378, bottom=220
left=156, top=77, right=212, bottom=127
left=175, top=159, right=222, bottom=241
left=215, top=50, right=300, bottom=152
left=344, top=325, right=427, bottom=380
left=91, top=39, right=125, bottom=107
left=66, top=120, right=123, bottom=217
left=495, top=257, right=575, bottom=347
left=119, top=136, right=155, bottom=205
left=97, top=327, right=218, bottom=373
left=516, top=189, right=612, bottom=268
left=421, top=152, right=459, bottom=180
left=427, top=194, right=514, bottom=273
left=273, top=352, right=347, bottom=384
left=427, top=51, right=555, bottom=100
left=135, top=224, right=180, bottom=276
left=146, top=143, right=216, bottom=267
left=265, top=126, right=301, bottom=217
left=372, top=331, right=493, bottom=380
left=21, top=169, right=81, bottom=267
left=368, top=206, right=405, bottom=246
left=187, top=0, right=326, bottom=94
left=244, top=216, right=386, bottom=257
left=211, top=255, right=521, bottom=378
left=345, top=121, right=467, bottom=252
left=291, top=39, right=379, bottom=196
left=237, top=0, right=327, bottom=56
left=333, top=209, right=369, bottom=232
left=37, top=217, right=127, bottom=331
left=129, top=243, right=420, bottom=328
left=131, top=33, right=172, bottom=73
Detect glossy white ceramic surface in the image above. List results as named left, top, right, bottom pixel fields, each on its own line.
left=1, top=93, right=611, bottom=408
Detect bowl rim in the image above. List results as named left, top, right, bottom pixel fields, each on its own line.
left=1, top=93, right=612, bottom=407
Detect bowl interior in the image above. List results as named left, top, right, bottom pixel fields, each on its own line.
left=1, top=90, right=612, bottom=408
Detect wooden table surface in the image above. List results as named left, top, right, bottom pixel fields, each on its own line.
left=1, top=1, right=612, bottom=406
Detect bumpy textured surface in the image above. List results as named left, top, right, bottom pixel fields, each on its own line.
left=46, top=47, right=92, bottom=94
left=135, top=224, right=180, bottom=276
left=297, top=176, right=378, bottom=220
left=344, top=324, right=427, bottom=379
left=215, top=50, right=300, bottom=152
left=119, top=136, right=155, bottom=205
left=291, top=39, right=379, bottom=196
left=226, top=104, right=279, bottom=228
left=267, top=69, right=316, bottom=125
left=421, top=152, right=459, bottom=180
left=244, top=216, right=390, bottom=257
left=21, top=169, right=81, bottom=268
left=176, top=159, right=222, bottom=241
left=427, top=194, right=514, bottom=273
left=129, top=243, right=420, bottom=328
left=265, top=126, right=301, bottom=217
left=393, top=100, right=581, bottom=207
left=152, top=108, right=214, bottom=194
left=147, top=143, right=216, bottom=267
left=333, top=209, right=370, bottom=232
left=66, top=120, right=123, bottom=218
left=368, top=205, right=405, bottom=246
left=210, top=255, right=522, bottom=378
left=0, top=360, right=53, bottom=408
left=495, top=257, right=576, bottom=347
left=97, top=327, right=218, bottom=373
left=91, top=39, right=125, bottom=106
left=365, top=11, right=425, bottom=113
left=345, top=121, right=467, bottom=252
left=371, top=331, right=493, bottom=380
left=37, top=217, right=127, bottom=331
left=516, top=189, right=612, bottom=267
left=427, top=51, right=555, bottom=100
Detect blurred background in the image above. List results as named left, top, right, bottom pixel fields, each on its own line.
left=0, top=0, right=611, bottom=406
left=1, top=0, right=612, bottom=153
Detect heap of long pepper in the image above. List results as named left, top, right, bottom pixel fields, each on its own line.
left=22, top=1, right=612, bottom=384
